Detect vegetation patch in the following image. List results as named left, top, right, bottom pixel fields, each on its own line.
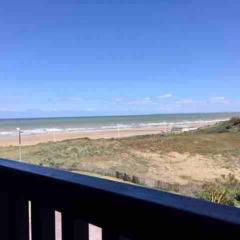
left=198, top=174, right=240, bottom=207
left=198, top=117, right=240, bottom=134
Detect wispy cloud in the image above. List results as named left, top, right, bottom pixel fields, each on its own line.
left=143, top=97, right=152, bottom=101
left=208, top=96, right=230, bottom=104
left=127, top=97, right=153, bottom=106
left=113, top=98, right=123, bottom=103
left=175, top=99, right=194, bottom=105
left=158, top=93, right=173, bottom=99
left=86, top=108, right=96, bottom=112
left=125, top=94, right=173, bottom=106
left=0, top=108, right=9, bottom=112
left=53, top=96, right=82, bottom=102
left=69, top=97, right=82, bottom=101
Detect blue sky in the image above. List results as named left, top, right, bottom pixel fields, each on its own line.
left=1, top=0, right=240, bottom=118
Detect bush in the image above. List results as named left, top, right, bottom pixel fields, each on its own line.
left=39, top=157, right=61, bottom=168
left=115, top=171, right=124, bottom=180
left=115, top=171, right=142, bottom=185
left=123, top=173, right=132, bottom=182
left=198, top=174, right=240, bottom=207
left=132, top=175, right=141, bottom=184
left=200, top=117, right=240, bottom=133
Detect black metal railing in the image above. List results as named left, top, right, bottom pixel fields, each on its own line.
left=0, top=158, right=240, bottom=240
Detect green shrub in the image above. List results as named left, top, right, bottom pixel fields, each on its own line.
left=198, top=174, right=240, bottom=207
left=199, top=117, right=240, bottom=133
left=115, top=171, right=124, bottom=179
left=122, top=173, right=132, bottom=182
left=132, top=175, right=140, bottom=184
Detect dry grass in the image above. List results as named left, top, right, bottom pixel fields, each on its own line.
left=0, top=138, right=149, bottom=176
left=120, top=132, right=240, bottom=158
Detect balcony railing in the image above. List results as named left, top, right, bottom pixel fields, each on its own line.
left=0, top=158, right=240, bottom=240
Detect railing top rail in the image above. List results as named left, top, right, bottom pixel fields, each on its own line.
left=0, top=158, right=240, bottom=238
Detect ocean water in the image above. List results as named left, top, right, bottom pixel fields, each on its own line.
left=0, top=113, right=239, bottom=137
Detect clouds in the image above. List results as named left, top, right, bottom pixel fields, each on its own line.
left=158, top=93, right=173, bottom=99
left=0, top=92, right=239, bottom=118
left=175, top=99, right=194, bottom=105
left=127, top=97, right=153, bottom=106
left=112, top=95, right=237, bottom=110
left=208, top=97, right=230, bottom=104
left=109, top=95, right=240, bottom=115
left=51, top=96, right=82, bottom=102
left=122, top=93, right=173, bottom=106
left=174, top=97, right=233, bottom=106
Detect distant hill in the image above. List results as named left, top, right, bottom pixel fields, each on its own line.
left=199, top=117, right=240, bottom=133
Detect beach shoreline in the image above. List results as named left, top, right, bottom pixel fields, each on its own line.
left=0, top=121, right=219, bottom=146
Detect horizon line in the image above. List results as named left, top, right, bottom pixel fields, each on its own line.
left=0, top=111, right=240, bottom=121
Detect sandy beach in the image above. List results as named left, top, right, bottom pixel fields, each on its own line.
left=0, top=121, right=216, bottom=147
left=0, top=122, right=220, bottom=147
left=0, top=126, right=171, bottom=146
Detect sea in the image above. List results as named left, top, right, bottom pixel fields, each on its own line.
left=0, top=112, right=239, bottom=137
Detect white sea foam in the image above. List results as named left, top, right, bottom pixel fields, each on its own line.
left=0, top=131, right=17, bottom=136
left=101, top=124, right=134, bottom=130
left=139, top=118, right=229, bottom=128
left=22, top=128, right=63, bottom=135
left=0, top=117, right=231, bottom=137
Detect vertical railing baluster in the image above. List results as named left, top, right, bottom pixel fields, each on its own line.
left=0, top=192, right=29, bottom=240
left=62, top=212, right=89, bottom=240
left=31, top=201, right=55, bottom=240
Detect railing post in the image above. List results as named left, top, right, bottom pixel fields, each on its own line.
left=0, top=192, right=29, bottom=240
left=31, top=201, right=55, bottom=240
left=62, top=212, right=89, bottom=240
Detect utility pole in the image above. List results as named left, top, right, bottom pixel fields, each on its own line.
left=16, top=128, right=22, bottom=161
